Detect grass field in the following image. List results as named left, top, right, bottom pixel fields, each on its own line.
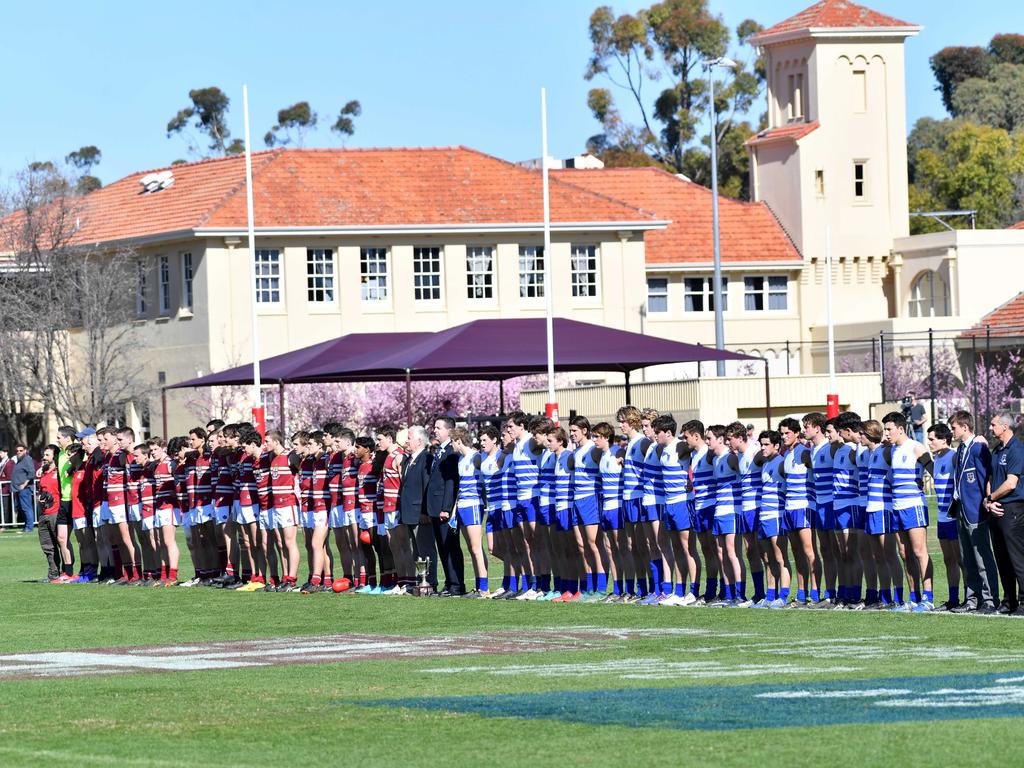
left=1, top=527, right=1022, bottom=768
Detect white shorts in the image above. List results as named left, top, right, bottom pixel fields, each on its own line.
left=377, top=510, right=399, bottom=535
left=235, top=503, right=258, bottom=525
left=141, top=515, right=158, bottom=532
left=92, top=505, right=103, bottom=528
left=101, top=502, right=127, bottom=525
left=127, top=504, right=142, bottom=523
left=192, top=504, right=213, bottom=525
left=214, top=505, right=231, bottom=525
left=155, top=507, right=180, bottom=528
left=274, top=506, right=298, bottom=529
left=302, top=510, right=328, bottom=529
left=181, top=508, right=194, bottom=530
left=258, top=505, right=273, bottom=530
left=330, top=505, right=357, bottom=528
left=73, top=516, right=89, bottom=531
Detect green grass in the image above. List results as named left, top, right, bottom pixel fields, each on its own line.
left=0, top=524, right=1020, bottom=768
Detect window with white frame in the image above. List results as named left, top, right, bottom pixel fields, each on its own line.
left=158, top=255, right=170, bottom=315
left=135, top=259, right=146, bottom=316
left=646, top=278, right=668, bottom=313
left=360, top=247, right=389, bottom=302
left=180, top=252, right=194, bottom=310
left=853, top=160, right=867, bottom=200
left=518, top=245, right=544, bottom=298
left=413, top=246, right=442, bottom=301
left=570, top=244, right=598, bottom=298
left=683, top=276, right=728, bottom=312
left=254, top=249, right=282, bottom=304
left=908, top=270, right=950, bottom=318
left=743, top=276, right=788, bottom=311
left=306, top=248, right=335, bottom=303
left=466, top=246, right=494, bottom=300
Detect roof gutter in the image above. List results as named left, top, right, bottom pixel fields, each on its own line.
left=194, top=220, right=670, bottom=237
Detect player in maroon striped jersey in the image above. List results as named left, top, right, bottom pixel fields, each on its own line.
left=234, top=429, right=268, bottom=591
left=148, top=437, right=181, bottom=585
left=105, top=427, right=139, bottom=584
left=265, top=430, right=301, bottom=591
left=327, top=426, right=361, bottom=591
left=132, top=442, right=159, bottom=584
left=211, top=425, right=242, bottom=587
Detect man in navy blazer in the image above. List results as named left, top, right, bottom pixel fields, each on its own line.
left=426, top=417, right=465, bottom=595
left=949, top=411, right=998, bottom=614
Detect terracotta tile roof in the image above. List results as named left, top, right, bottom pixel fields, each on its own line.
left=553, top=167, right=801, bottom=264
left=751, top=0, right=916, bottom=43
left=25, top=147, right=659, bottom=248
left=745, top=121, right=820, bottom=147
left=1008, top=220, right=1024, bottom=230
left=961, top=291, right=1024, bottom=339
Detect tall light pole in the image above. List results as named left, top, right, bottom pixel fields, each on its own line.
left=705, top=56, right=737, bottom=376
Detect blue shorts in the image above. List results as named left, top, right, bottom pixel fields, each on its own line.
left=457, top=504, right=482, bottom=527
left=937, top=519, right=958, bottom=540
left=813, top=501, right=834, bottom=531
left=712, top=512, right=737, bottom=536
left=554, top=505, right=573, bottom=532
left=891, top=505, right=928, bottom=532
left=573, top=495, right=600, bottom=527
left=739, top=507, right=757, bottom=535
left=834, top=504, right=856, bottom=531
left=537, top=503, right=554, bottom=527
left=622, top=498, right=642, bottom=525
left=664, top=500, right=693, bottom=532
left=758, top=513, right=782, bottom=540
left=693, top=504, right=715, bottom=534
left=600, top=505, right=623, bottom=531
left=865, top=509, right=890, bottom=536
left=516, top=498, right=539, bottom=525
left=784, top=507, right=812, bottom=531
left=851, top=506, right=866, bottom=531
left=640, top=502, right=661, bottom=523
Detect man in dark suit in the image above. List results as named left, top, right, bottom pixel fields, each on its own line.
left=426, top=417, right=465, bottom=595
left=396, top=426, right=431, bottom=594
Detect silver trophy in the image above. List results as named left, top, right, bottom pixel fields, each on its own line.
left=414, top=557, right=432, bottom=597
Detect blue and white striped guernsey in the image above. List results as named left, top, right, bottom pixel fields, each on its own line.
left=480, top=451, right=504, bottom=512
left=931, top=447, right=955, bottom=522
left=513, top=434, right=541, bottom=501
left=738, top=443, right=761, bottom=512
left=832, top=443, right=859, bottom=509
left=499, top=452, right=517, bottom=511
left=599, top=449, right=623, bottom=510
left=891, top=440, right=926, bottom=510
left=691, top=445, right=716, bottom=510
left=537, top=449, right=556, bottom=509
left=811, top=441, right=834, bottom=505
left=572, top=442, right=600, bottom=500
left=783, top=444, right=813, bottom=510
left=660, top=439, right=691, bottom=504
left=554, top=451, right=572, bottom=510
left=621, top=436, right=648, bottom=500
left=758, top=454, right=785, bottom=519
left=865, top=445, right=891, bottom=514
left=856, top=445, right=870, bottom=509
left=642, top=442, right=665, bottom=505
left=456, top=452, right=483, bottom=508
left=713, top=451, right=738, bottom=517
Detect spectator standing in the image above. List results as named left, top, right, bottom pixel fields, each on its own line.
left=441, top=400, right=459, bottom=421
left=35, top=445, right=62, bottom=580
left=11, top=444, right=37, bottom=532
left=0, top=448, right=13, bottom=525
left=985, top=412, right=1024, bottom=615
left=426, top=417, right=465, bottom=595
left=908, top=393, right=927, bottom=443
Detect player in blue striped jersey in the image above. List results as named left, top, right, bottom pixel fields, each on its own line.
left=755, top=430, right=790, bottom=608
left=451, top=427, right=489, bottom=597
left=882, top=411, right=934, bottom=612
left=639, top=408, right=670, bottom=601
left=506, top=412, right=549, bottom=600
left=727, top=422, right=766, bottom=606
left=926, top=423, right=962, bottom=610
left=841, top=413, right=878, bottom=609
left=499, top=423, right=529, bottom=599
left=569, top=417, right=606, bottom=600
left=707, top=424, right=742, bottom=606
left=530, top=417, right=558, bottom=600
left=805, top=412, right=838, bottom=608
left=683, top=420, right=720, bottom=604
left=616, top=406, right=650, bottom=599
left=654, top=415, right=700, bottom=606
left=479, top=426, right=511, bottom=598
left=825, top=416, right=863, bottom=608
left=593, top=421, right=629, bottom=603
left=860, top=419, right=904, bottom=609
left=780, top=417, right=820, bottom=607
left=547, top=426, right=582, bottom=602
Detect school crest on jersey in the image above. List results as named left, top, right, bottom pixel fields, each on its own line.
left=966, top=469, right=976, bottom=484
left=270, top=467, right=280, bottom=480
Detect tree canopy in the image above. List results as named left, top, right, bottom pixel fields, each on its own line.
left=167, top=87, right=234, bottom=156
left=583, top=0, right=763, bottom=198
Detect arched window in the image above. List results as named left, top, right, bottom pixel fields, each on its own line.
left=908, top=270, right=950, bottom=318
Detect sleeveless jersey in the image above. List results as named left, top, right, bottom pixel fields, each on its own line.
left=832, top=443, right=859, bottom=509
left=456, top=452, right=483, bottom=508
left=572, top=442, right=600, bottom=500
left=865, top=445, right=891, bottom=514
left=553, top=451, right=572, bottom=511
left=621, top=436, right=649, bottom=500
left=340, top=453, right=359, bottom=511
left=480, top=451, right=504, bottom=512
left=126, top=461, right=141, bottom=507
left=269, top=452, right=298, bottom=511
left=758, top=454, right=785, bottom=518
left=783, top=444, right=812, bottom=510
left=327, top=450, right=346, bottom=509
left=512, top=435, right=541, bottom=500
left=713, top=451, right=739, bottom=517
left=738, top=444, right=761, bottom=512
left=357, top=460, right=377, bottom=514
left=72, top=466, right=87, bottom=521
left=105, top=450, right=128, bottom=509
left=856, top=445, right=870, bottom=509
left=380, top=449, right=403, bottom=514
left=234, top=455, right=258, bottom=507
left=691, top=445, right=716, bottom=510
left=891, top=440, right=926, bottom=510
left=660, top=440, right=691, bottom=504
left=537, top=450, right=556, bottom=508
left=811, top=441, right=834, bottom=505
left=299, top=456, right=316, bottom=512
left=140, top=462, right=155, bottom=517
left=642, top=442, right=664, bottom=505
left=499, top=452, right=517, bottom=511
left=194, top=452, right=213, bottom=506
left=599, top=448, right=623, bottom=510
left=931, top=447, right=955, bottom=521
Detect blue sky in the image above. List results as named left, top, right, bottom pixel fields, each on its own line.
left=2, top=1, right=1022, bottom=184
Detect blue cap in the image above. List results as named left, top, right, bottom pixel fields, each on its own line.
left=75, top=427, right=96, bottom=439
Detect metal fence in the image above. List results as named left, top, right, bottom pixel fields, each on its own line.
left=0, top=479, right=40, bottom=530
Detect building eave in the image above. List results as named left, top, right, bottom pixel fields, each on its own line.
left=645, top=261, right=802, bottom=273
left=194, top=221, right=670, bottom=238
left=751, top=25, right=921, bottom=47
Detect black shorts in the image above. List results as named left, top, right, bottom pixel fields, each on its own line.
left=56, top=500, right=72, bottom=527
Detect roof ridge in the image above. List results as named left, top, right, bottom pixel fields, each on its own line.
left=976, top=290, right=1024, bottom=328
left=194, top=150, right=285, bottom=229
left=759, top=201, right=803, bottom=260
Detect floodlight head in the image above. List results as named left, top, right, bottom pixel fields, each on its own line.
left=706, top=56, right=738, bottom=69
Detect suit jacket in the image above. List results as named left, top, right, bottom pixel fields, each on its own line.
left=426, top=442, right=458, bottom=518
left=398, top=449, right=430, bottom=525
left=956, top=438, right=992, bottom=525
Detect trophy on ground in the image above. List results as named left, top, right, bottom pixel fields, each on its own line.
left=414, top=557, right=432, bottom=597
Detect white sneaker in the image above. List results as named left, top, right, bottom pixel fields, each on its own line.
left=735, top=599, right=754, bottom=608
left=488, top=588, right=506, bottom=600
left=658, top=594, right=684, bottom=606
left=516, top=588, right=540, bottom=601
left=178, top=577, right=201, bottom=587
left=679, top=592, right=698, bottom=606
left=384, top=584, right=408, bottom=596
